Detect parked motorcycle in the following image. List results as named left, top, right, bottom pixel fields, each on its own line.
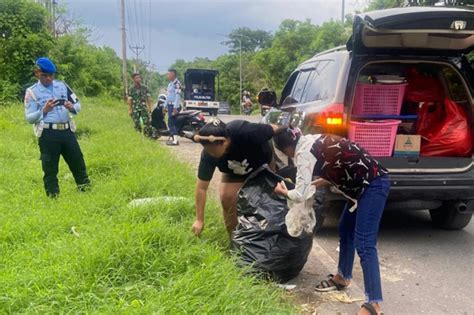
left=151, top=95, right=206, bottom=139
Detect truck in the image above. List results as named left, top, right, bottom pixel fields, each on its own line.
left=184, top=69, right=220, bottom=116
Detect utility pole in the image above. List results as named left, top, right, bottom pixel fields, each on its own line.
left=341, top=0, right=345, bottom=24
left=129, top=45, right=145, bottom=73
left=120, top=0, right=128, bottom=101
left=52, top=0, right=56, bottom=37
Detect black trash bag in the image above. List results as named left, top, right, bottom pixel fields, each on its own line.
left=231, top=166, right=313, bottom=283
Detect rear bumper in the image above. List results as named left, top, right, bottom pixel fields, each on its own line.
left=388, top=167, right=474, bottom=201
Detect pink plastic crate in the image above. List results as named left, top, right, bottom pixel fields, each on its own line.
left=348, top=120, right=401, bottom=157
left=352, top=83, right=407, bottom=115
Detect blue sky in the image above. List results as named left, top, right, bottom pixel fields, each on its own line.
left=64, top=0, right=369, bottom=72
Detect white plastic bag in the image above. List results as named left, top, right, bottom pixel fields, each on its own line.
left=286, top=196, right=316, bottom=237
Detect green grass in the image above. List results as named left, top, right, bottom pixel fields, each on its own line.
left=0, top=98, right=295, bottom=314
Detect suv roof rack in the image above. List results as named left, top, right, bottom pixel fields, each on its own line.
left=313, top=45, right=347, bottom=57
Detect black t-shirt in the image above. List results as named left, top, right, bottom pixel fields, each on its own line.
left=197, top=120, right=274, bottom=181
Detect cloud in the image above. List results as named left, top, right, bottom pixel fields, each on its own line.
left=62, top=0, right=368, bottom=71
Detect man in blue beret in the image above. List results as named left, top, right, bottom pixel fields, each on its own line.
left=24, top=57, right=90, bottom=198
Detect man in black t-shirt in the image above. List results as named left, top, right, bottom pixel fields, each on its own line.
left=192, top=119, right=277, bottom=236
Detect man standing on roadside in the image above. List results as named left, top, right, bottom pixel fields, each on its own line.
left=128, top=73, right=153, bottom=137
left=166, top=69, right=182, bottom=146
left=24, top=57, right=90, bottom=198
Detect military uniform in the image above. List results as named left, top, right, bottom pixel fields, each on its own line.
left=166, top=78, right=182, bottom=145
left=128, top=84, right=152, bottom=137
left=24, top=57, right=90, bottom=198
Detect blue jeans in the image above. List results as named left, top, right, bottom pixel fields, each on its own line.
left=337, top=175, right=390, bottom=303
left=167, top=104, right=178, bottom=136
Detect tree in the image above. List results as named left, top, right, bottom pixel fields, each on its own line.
left=0, top=0, right=52, bottom=102
left=223, top=27, right=272, bottom=54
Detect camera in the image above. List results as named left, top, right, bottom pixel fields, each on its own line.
left=54, top=99, right=67, bottom=106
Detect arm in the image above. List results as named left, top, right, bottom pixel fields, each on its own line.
left=173, top=82, right=182, bottom=110
left=24, top=89, right=43, bottom=124
left=287, top=150, right=317, bottom=202
left=24, top=89, right=55, bottom=124
left=192, top=179, right=210, bottom=236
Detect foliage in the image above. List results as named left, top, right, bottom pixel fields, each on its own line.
left=0, top=99, right=294, bottom=313
left=49, top=32, right=122, bottom=97
left=223, top=27, right=273, bottom=53
left=0, top=0, right=52, bottom=102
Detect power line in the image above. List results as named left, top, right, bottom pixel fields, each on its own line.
left=139, top=0, right=146, bottom=50
left=148, top=0, right=152, bottom=64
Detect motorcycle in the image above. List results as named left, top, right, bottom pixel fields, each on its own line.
left=151, top=97, right=206, bottom=140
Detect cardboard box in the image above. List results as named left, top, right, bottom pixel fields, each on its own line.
left=393, top=135, right=421, bottom=157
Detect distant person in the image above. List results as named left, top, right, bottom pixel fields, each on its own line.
left=166, top=69, right=182, bottom=146
left=24, top=57, right=90, bottom=198
left=128, top=73, right=153, bottom=137
left=151, top=94, right=168, bottom=136
left=242, top=90, right=252, bottom=115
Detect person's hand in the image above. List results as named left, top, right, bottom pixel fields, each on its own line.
left=64, top=100, right=74, bottom=111
left=192, top=220, right=204, bottom=236
left=274, top=181, right=289, bottom=197
left=173, top=108, right=178, bottom=116
left=311, top=178, right=330, bottom=188
left=42, top=99, right=56, bottom=114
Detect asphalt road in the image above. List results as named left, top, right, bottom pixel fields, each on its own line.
left=164, top=114, right=474, bottom=314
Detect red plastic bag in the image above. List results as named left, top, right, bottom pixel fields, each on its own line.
left=405, top=68, right=445, bottom=103
left=417, top=98, right=473, bottom=157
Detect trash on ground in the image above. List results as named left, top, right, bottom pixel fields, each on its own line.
left=278, top=284, right=297, bottom=290
left=128, top=196, right=190, bottom=208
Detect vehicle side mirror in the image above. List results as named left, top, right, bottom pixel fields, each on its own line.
left=281, top=95, right=298, bottom=106
left=258, top=90, right=277, bottom=107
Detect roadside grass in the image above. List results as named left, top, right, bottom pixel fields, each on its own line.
left=0, top=98, right=294, bottom=314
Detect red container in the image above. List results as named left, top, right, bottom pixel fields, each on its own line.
left=348, top=120, right=402, bottom=157
left=352, top=83, right=407, bottom=115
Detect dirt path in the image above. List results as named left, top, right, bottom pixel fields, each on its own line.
left=161, top=115, right=363, bottom=314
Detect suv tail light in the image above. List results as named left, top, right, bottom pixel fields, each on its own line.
left=310, top=103, right=344, bottom=126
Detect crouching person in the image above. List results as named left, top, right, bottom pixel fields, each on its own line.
left=273, top=128, right=390, bottom=315
left=191, top=119, right=277, bottom=236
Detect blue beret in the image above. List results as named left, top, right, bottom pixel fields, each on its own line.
left=35, top=57, right=56, bottom=74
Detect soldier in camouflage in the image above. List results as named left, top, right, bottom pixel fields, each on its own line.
left=128, top=73, right=153, bottom=137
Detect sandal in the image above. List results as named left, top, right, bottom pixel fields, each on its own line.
left=315, top=274, right=350, bottom=292
left=359, top=303, right=384, bottom=315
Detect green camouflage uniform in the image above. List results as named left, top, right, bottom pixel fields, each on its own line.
left=129, top=84, right=152, bottom=137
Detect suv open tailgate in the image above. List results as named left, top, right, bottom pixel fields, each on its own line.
left=348, top=7, right=474, bottom=56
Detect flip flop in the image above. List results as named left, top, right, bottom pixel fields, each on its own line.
left=359, top=303, right=384, bottom=315
left=315, top=274, right=350, bottom=292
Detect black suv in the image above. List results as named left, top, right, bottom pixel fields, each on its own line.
left=262, top=7, right=474, bottom=230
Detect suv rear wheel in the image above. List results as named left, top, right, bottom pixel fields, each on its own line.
left=429, top=201, right=472, bottom=230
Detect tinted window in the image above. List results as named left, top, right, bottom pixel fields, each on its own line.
left=291, top=70, right=312, bottom=103
left=302, top=60, right=338, bottom=103
left=280, top=72, right=299, bottom=105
